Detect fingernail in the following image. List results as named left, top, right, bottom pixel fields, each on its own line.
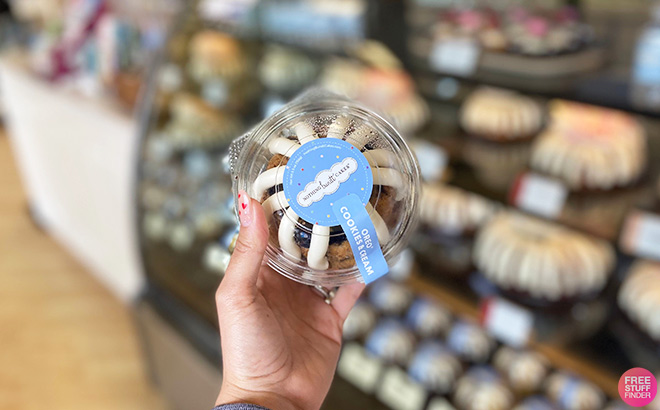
left=237, top=190, right=252, bottom=227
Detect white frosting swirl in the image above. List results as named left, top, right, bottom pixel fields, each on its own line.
left=474, top=212, right=614, bottom=301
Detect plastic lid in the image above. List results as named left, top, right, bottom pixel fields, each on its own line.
left=232, top=91, right=420, bottom=286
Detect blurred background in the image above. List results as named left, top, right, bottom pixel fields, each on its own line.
left=1, top=0, right=660, bottom=409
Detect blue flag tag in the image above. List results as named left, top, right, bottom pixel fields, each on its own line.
left=333, top=194, right=389, bottom=284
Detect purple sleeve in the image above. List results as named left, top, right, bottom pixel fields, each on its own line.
left=212, top=405, right=271, bottom=410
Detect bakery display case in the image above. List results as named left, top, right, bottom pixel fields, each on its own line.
left=132, top=1, right=660, bottom=409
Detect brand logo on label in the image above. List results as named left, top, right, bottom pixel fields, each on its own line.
left=283, top=138, right=373, bottom=227
left=619, top=368, right=657, bottom=407
left=297, top=157, right=358, bottom=207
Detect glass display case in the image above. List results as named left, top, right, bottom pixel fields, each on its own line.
left=133, top=1, right=660, bottom=410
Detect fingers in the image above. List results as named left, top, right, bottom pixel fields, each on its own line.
left=331, top=282, right=366, bottom=322
left=220, top=191, right=269, bottom=296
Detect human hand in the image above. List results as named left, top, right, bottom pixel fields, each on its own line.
left=215, top=191, right=365, bottom=410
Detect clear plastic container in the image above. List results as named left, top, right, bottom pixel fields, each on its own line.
left=231, top=90, right=420, bottom=287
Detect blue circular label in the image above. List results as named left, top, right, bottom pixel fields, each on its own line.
left=283, top=138, right=373, bottom=227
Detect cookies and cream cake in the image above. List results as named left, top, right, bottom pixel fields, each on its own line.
left=618, top=260, right=660, bottom=341
left=545, top=372, right=605, bottom=410
left=365, top=318, right=416, bottom=365
left=460, top=87, right=544, bottom=142
left=233, top=92, right=420, bottom=286
left=369, top=280, right=413, bottom=316
left=408, top=341, right=462, bottom=395
left=251, top=114, right=411, bottom=272
left=530, top=101, right=646, bottom=191
left=447, top=320, right=495, bottom=363
left=454, top=366, right=514, bottom=410
left=405, top=297, right=452, bottom=338
left=473, top=212, right=615, bottom=302
left=494, top=347, right=549, bottom=394
left=514, top=396, right=557, bottom=410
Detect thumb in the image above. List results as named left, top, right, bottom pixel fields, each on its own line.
left=222, top=190, right=269, bottom=293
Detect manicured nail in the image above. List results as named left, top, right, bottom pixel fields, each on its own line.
left=237, top=190, right=252, bottom=227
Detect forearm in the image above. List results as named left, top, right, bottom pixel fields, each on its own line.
left=213, top=405, right=271, bottom=410
left=216, top=383, right=301, bottom=410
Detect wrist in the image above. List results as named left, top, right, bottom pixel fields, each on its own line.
left=216, top=383, right=300, bottom=410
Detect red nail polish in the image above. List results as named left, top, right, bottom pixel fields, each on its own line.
left=238, top=190, right=252, bottom=227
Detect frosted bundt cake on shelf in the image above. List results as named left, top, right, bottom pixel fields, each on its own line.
left=320, top=44, right=430, bottom=135
left=259, top=45, right=318, bottom=94
left=420, top=184, right=499, bottom=236
left=531, top=100, right=647, bottom=191
left=460, top=87, right=544, bottom=142
left=188, top=31, right=246, bottom=84
left=462, top=136, right=533, bottom=191
left=473, top=212, right=615, bottom=303
left=618, top=260, right=660, bottom=342
left=165, top=94, right=241, bottom=148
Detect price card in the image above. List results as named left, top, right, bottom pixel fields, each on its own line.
left=198, top=0, right=256, bottom=21
left=429, top=39, right=480, bottom=77
left=481, top=297, right=534, bottom=348
left=337, top=343, right=383, bottom=394
left=377, top=367, right=428, bottom=410
left=510, top=173, right=568, bottom=219
left=620, top=210, right=660, bottom=261
left=411, top=140, right=448, bottom=183
left=427, top=397, right=457, bottom=410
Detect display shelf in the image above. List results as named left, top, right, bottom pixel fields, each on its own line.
left=412, top=65, right=660, bottom=119
left=407, top=274, right=622, bottom=398
left=414, top=101, right=660, bottom=245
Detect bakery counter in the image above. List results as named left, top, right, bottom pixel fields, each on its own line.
left=0, top=55, right=144, bottom=302
left=415, top=96, right=660, bottom=245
